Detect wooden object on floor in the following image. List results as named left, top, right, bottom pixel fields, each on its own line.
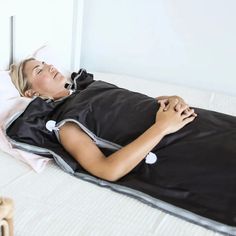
left=0, top=197, right=14, bottom=236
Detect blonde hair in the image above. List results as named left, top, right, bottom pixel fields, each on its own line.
left=10, top=58, right=35, bottom=97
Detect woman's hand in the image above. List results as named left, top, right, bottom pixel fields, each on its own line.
left=156, top=95, right=187, bottom=112
left=156, top=95, right=197, bottom=117
left=155, top=98, right=197, bottom=135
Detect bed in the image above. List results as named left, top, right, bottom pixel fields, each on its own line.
left=2, top=69, right=236, bottom=236
left=1, top=16, right=236, bottom=236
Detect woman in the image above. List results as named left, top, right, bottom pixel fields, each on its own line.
left=8, top=58, right=236, bottom=231
left=10, top=58, right=197, bottom=181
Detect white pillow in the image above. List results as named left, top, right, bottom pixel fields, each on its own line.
left=0, top=71, right=51, bottom=172
left=0, top=70, right=20, bottom=100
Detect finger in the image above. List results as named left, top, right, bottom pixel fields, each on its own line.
left=184, top=108, right=197, bottom=117
left=158, top=100, right=166, bottom=111
left=163, top=103, right=170, bottom=111
left=184, top=107, right=196, bottom=116
left=169, top=98, right=179, bottom=109
left=157, top=98, right=168, bottom=104
left=182, top=115, right=196, bottom=125
left=177, top=104, right=189, bottom=114
left=182, top=108, right=195, bottom=118
left=174, top=103, right=181, bottom=112
left=182, top=107, right=191, bottom=115
left=175, top=100, right=189, bottom=112
left=182, top=108, right=188, bottom=115
left=182, top=103, right=189, bottom=110
left=159, top=100, right=170, bottom=111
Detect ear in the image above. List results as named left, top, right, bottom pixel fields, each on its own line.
left=24, top=89, right=39, bottom=98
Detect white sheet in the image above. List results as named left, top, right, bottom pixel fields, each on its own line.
left=1, top=72, right=234, bottom=236
left=0, top=150, right=224, bottom=236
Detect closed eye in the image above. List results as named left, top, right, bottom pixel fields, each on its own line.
left=32, top=61, right=45, bottom=76
left=37, top=69, right=42, bottom=74
left=36, top=62, right=45, bottom=74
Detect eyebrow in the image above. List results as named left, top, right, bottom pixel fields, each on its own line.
left=31, top=62, right=44, bottom=74
left=32, top=65, right=40, bottom=72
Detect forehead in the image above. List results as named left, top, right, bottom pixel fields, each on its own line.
left=24, top=59, right=42, bottom=72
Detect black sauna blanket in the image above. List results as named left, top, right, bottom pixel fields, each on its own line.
left=6, top=70, right=236, bottom=235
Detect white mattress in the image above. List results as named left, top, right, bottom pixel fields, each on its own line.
left=1, top=72, right=234, bottom=236
left=0, top=150, right=224, bottom=236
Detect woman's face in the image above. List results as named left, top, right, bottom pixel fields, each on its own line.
left=24, top=59, right=67, bottom=99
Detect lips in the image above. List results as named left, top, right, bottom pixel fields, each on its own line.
left=53, top=72, right=59, bottom=79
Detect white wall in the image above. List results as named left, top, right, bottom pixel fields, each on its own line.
left=2, top=0, right=74, bottom=72
left=80, top=0, right=236, bottom=96
left=0, top=1, right=14, bottom=70
left=0, top=16, right=11, bottom=70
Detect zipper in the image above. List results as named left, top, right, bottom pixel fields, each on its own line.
left=55, top=119, right=122, bottom=151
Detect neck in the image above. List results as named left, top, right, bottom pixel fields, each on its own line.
left=53, top=89, right=70, bottom=100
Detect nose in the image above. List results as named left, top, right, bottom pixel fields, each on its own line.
left=49, top=65, right=55, bottom=72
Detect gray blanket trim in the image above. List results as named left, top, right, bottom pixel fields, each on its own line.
left=55, top=119, right=122, bottom=150
left=72, top=68, right=85, bottom=90
left=4, top=111, right=74, bottom=174
left=4, top=108, right=236, bottom=236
